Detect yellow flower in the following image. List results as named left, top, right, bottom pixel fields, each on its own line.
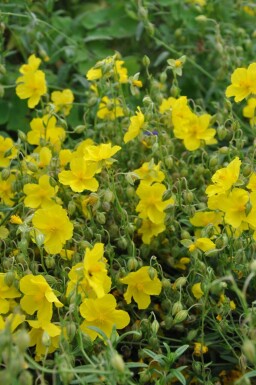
left=205, top=157, right=241, bottom=197
left=0, top=273, right=21, bottom=314
left=58, top=157, right=99, bottom=192
left=97, top=96, right=124, bottom=120
left=19, top=54, right=41, bottom=74
left=190, top=211, right=223, bottom=232
left=20, top=274, right=63, bottom=321
left=226, top=63, right=256, bottom=103
left=83, top=143, right=121, bottom=168
left=32, top=204, right=73, bottom=254
left=124, top=108, right=145, bottom=143
left=59, top=149, right=72, bottom=167
left=87, top=56, right=128, bottom=83
left=243, top=97, right=256, bottom=126
left=120, top=266, right=162, bottom=309
left=83, top=243, right=111, bottom=298
left=0, top=313, right=26, bottom=333
left=16, top=70, right=47, bottom=108
left=137, top=219, right=166, bottom=244
left=171, top=96, right=193, bottom=127
left=173, top=112, right=217, bottom=151
left=194, top=342, right=208, bottom=356
left=191, top=283, right=204, bottom=299
left=189, top=238, right=216, bottom=253
left=222, top=188, right=249, bottom=228
left=27, top=115, right=66, bottom=150
left=51, top=89, right=74, bottom=116
left=10, top=215, right=23, bottom=224
left=0, top=174, right=15, bottom=206
left=187, top=0, right=206, bottom=6
left=133, top=160, right=165, bottom=185
left=136, top=182, right=174, bottom=224
left=66, top=243, right=111, bottom=299
left=247, top=173, right=256, bottom=191
left=28, top=318, right=61, bottom=361
left=0, top=226, right=9, bottom=240
left=0, top=135, right=17, bottom=167
left=159, top=97, right=176, bottom=114
left=23, top=174, right=58, bottom=209
left=60, top=249, right=74, bottom=261
left=79, top=294, right=130, bottom=341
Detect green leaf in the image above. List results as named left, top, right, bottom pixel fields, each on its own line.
left=170, top=368, right=187, bottom=385
left=0, top=100, right=10, bottom=125
left=174, top=344, right=189, bottom=358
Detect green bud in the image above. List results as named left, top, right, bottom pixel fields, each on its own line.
left=174, top=276, right=187, bottom=289
left=243, top=164, right=252, bottom=177
left=111, top=353, right=125, bottom=373
left=243, top=339, right=256, bottom=364
left=18, top=130, right=27, bottom=141
left=148, top=266, right=156, bottom=280
left=74, top=125, right=86, bottom=133
left=68, top=200, right=76, bottom=216
left=172, top=301, right=183, bottom=316
left=117, top=237, right=128, bottom=250
left=96, top=212, right=106, bottom=225
left=173, top=309, right=188, bottom=324
left=142, top=55, right=150, bottom=68
left=127, top=257, right=138, bottom=271
left=4, top=271, right=15, bottom=286
left=192, top=360, right=203, bottom=374
left=1, top=168, right=10, bottom=180
left=45, top=255, right=55, bottom=269
left=42, top=331, right=51, bottom=348
left=65, top=321, right=77, bottom=342
left=187, top=329, right=198, bottom=341
left=27, top=162, right=38, bottom=173
left=14, top=330, right=30, bottom=352
left=165, top=156, right=174, bottom=169
left=138, top=6, right=148, bottom=20
left=151, top=319, right=159, bottom=334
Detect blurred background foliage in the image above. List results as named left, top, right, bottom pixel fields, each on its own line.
left=0, top=0, right=256, bottom=134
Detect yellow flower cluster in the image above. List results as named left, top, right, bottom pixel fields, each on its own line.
left=131, top=160, right=174, bottom=243
left=160, top=96, right=217, bottom=151
left=190, top=157, right=256, bottom=240
left=226, top=62, right=256, bottom=103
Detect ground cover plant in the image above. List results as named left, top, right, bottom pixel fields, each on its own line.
left=1, top=0, right=256, bottom=384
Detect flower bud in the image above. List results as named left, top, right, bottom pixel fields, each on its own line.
left=74, top=125, right=86, bottom=133
left=172, top=301, right=183, bottom=316
left=151, top=319, right=159, bottom=334
left=242, top=339, right=256, bottom=364
left=68, top=200, right=76, bottom=216
left=1, top=168, right=10, bottom=181
left=173, top=309, right=188, bottom=324
left=27, top=162, right=38, bottom=173
left=14, top=330, right=30, bottom=352
left=45, top=255, right=55, bottom=269
left=173, top=276, right=187, bottom=289
left=127, top=257, right=138, bottom=271
left=18, top=130, right=27, bottom=141
left=195, top=15, right=208, bottom=22
left=148, top=266, right=157, bottom=280
left=96, top=212, right=106, bottom=224
left=4, top=271, right=15, bottom=287
left=42, top=331, right=51, bottom=348
left=142, top=55, right=150, bottom=68
left=65, top=321, right=77, bottom=342
left=111, top=353, right=125, bottom=373
left=18, top=371, right=33, bottom=385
